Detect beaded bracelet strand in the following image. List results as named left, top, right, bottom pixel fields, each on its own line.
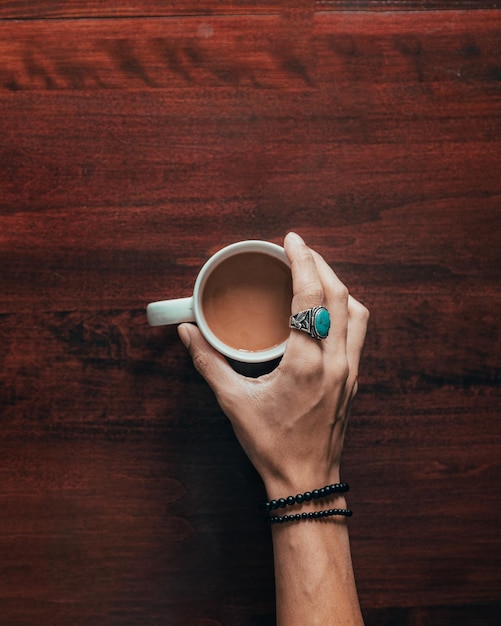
left=266, top=508, right=353, bottom=525
left=261, top=482, right=349, bottom=512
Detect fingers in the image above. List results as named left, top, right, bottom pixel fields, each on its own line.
left=283, top=232, right=324, bottom=364
left=284, top=232, right=324, bottom=314
left=311, top=250, right=369, bottom=384
left=282, top=233, right=368, bottom=391
left=178, top=323, right=241, bottom=403
left=283, top=233, right=350, bottom=363
left=310, top=249, right=349, bottom=353
left=346, top=295, right=369, bottom=387
left=336, top=297, right=369, bottom=418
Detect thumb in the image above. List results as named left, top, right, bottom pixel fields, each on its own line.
left=178, top=323, right=240, bottom=398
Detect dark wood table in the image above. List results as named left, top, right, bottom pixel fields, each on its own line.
left=1, top=2, right=500, bottom=624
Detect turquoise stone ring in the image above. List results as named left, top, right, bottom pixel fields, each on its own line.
left=289, top=306, right=331, bottom=340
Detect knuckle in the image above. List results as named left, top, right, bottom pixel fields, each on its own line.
left=334, top=283, right=350, bottom=303
left=350, top=298, right=370, bottom=327
left=308, top=352, right=325, bottom=378
left=295, top=350, right=324, bottom=382
left=332, top=355, right=349, bottom=384
left=191, top=350, right=210, bottom=376
left=357, top=302, right=370, bottom=322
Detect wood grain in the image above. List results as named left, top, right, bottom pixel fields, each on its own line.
left=1, top=4, right=500, bottom=625
left=0, top=1, right=497, bottom=19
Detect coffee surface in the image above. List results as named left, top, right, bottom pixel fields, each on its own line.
left=202, top=252, right=293, bottom=352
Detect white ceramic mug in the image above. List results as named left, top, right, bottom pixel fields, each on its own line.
left=146, top=240, right=292, bottom=363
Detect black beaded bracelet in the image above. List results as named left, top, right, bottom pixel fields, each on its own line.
left=261, top=482, right=349, bottom=512
left=266, top=508, right=353, bottom=525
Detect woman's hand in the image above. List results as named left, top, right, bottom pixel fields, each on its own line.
left=178, top=232, right=368, bottom=625
left=178, top=232, right=369, bottom=499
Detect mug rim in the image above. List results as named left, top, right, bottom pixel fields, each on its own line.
left=193, top=240, right=291, bottom=363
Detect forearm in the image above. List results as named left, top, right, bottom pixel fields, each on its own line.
left=269, top=496, right=363, bottom=626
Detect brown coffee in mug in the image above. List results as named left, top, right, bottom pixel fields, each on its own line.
left=201, top=252, right=293, bottom=352
left=147, top=240, right=293, bottom=363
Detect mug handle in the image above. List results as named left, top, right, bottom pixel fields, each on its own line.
left=146, top=297, right=195, bottom=326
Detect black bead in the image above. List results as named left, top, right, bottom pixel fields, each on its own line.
left=261, top=482, right=351, bottom=519
left=266, top=505, right=353, bottom=527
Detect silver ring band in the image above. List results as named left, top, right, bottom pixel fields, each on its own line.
left=289, top=306, right=331, bottom=340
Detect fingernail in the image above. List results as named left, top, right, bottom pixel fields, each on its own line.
left=178, top=324, right=191, bottom=349
left=287, top=231, right=305, bottom=245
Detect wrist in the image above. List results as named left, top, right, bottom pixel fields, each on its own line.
left=263, top=469, right=342, bottom=502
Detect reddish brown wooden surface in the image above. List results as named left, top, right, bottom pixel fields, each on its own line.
left=0, top=1, right=498, bottom=19
left=1, top=3, right=500, bottom=625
